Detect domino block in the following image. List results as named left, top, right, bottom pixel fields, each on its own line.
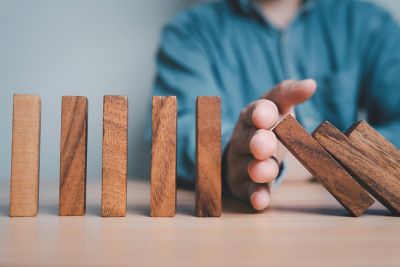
left=10, top=94, right=41, bottom=217
left=273, top=115, right=374, bottom=216
left=150, top=96, right=177, bottom=217
left=313, top=121, right=400, bottom=215
left=195, top=96, right=221, bottom=217
left=59, top=96, right=88, bottom=216
left=101, top=96, right=128, bottom=217
left=346, top=121, right=400, bottom=177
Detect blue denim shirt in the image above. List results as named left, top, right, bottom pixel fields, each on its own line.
left=149, top=0, right=400, bottom=182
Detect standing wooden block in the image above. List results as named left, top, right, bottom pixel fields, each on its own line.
left=195, top=96, right=221, bottom=217
left=273, top=115, right=374, bottom=216
left=59, top=96, right=88, bottom=216
left=313, top=121, right=400, bottom=215
left=101, top=95, right=128, bottom=217
left=346, top=121, right=400, bottom=177
left=10, top=94, right=41, bottom=217
left=150, top=96, right=177, bottom=217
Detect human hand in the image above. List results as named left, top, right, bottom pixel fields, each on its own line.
left=225, top=79, right=317, bottom=210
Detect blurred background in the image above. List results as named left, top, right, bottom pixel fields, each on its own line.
left=0, top=0, right=399, bottom=181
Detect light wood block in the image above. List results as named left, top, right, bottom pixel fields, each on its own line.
left=101, top=95, right=128, bottom=217
left=273, top=115, right=374, bottom=216
left=150, top=96, right=177, bottom=217
left=313, top=121, right=400, bottom=215
left=195, top=96, right=221, bottom=217
left=346, top=121, right=400, bottom=178
left=59, top=96, right=88, bottom=216
left=10, top=94, right=41, bottom=217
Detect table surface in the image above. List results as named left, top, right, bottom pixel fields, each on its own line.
left=0, top=178, right=399, bottom=267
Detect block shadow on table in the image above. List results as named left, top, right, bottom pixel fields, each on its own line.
left=0, top=202, right=392, bottom=217
left=37, top=203, right=102, bottom=216
left=128, top=203, right=149, bottom=216
left=0, top=203, right=8, bottom=217
left=272, top=204, right=391, bottom=217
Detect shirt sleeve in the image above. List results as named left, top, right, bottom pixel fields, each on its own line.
left=360, top=8, right=400, bottom=147
left=148, top=17, right=233, bottom=182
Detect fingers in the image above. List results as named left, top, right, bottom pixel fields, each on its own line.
left=249, top=129, right=277, bottom=160
left=230, top=125, right=277, bottom=159
left=230, top=98, right=278, bottom=158
left=249, top=183, right=271, bottom=211
left=240, top=99, right=279, bottom=129
left=247, top=157, right=280, bottom=183
left=263, top=79, right=317, bottom=115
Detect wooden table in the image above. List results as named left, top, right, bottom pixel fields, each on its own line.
left=0, top=178, right=399, bottom=267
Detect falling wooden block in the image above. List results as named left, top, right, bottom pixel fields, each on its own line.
left=10, top=94, right=41, bottom=217
left=313, top=121, right=400, bottom=215
left=346, top=121, right=400, bottom=178
left=195, top=96, right=221, bottom=217
left=101, top=95, right=128, bottom=217
left=59, top=96, right=88, bottom=216
left=150, top=96, right=177, bottom=217
left=273, top=115, right=374, bottom=216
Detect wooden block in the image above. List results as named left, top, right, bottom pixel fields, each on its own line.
left=346, top=121, right=400, bottom=177
left=10, top=94, right=41, bottom=217
left=313, top=121, right=400, bottom=215
left=59, top=96, right=88, bottom=216
left=273, top=115, right=374, bottom=216
left=195, top=96, right=221, bottom=217
left=150, top=96, right=177, bottom=217
left=101, top=95, right=128, bottom=217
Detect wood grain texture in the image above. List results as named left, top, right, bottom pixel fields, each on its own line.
left=59, top=96, right=88, bottom=216
left=101, top=95, right=128, bottom=217
left=313, top=121, right=400, bottom=215
left=10, top=94, right=41, bottom=217
left=273, top=115, right=374, bottom=216
left=150, top=96, right=177, bottom=217
left=347, top=120, right=400, bottom=178
left=195, top=96, right=221, bottom=217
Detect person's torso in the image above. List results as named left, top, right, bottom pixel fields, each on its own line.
left=177, top=0, right=382, bottom=131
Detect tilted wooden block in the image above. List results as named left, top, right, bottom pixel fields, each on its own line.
left=150, top=96, right=177, bottom=217
left=346, top=121, right=400, bottom=178
left=101, top=95, right=128, bottom=217
left=195, top=96, right=222, bottom=217
left=10, top=94, right=41, bottom=217
left=59, top=96, right=88, bottom=216
left=313, top=121, right=400, bottom=215
left=273, top=115, right=374, bottom=216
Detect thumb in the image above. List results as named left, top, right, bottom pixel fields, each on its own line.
left=263, top=79, right=317, bottom=115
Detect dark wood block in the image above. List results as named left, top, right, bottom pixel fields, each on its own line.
left=10, top=94, right=41, bottom=217
left=313, top=121, right=400, bottom=215
left=59, top=96, right=88, bottom=216
left=195, top=96, right=222, bottom=217
left=273, top=115, right=374, bottom=216
left=101, top=95, right=128, bottom=217
left=347, top=121, right=400, bottom=178
left=150, top=96, right=177, bottom=217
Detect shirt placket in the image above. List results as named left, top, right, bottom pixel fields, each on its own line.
left=278, top=29, right=298, bottom=80
left=278, top=25, right=319, bottom=131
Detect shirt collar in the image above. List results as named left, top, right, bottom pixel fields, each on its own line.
left=232, top=0, right=316, bottom=17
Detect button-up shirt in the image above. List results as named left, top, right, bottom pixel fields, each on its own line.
left=149, top=0, right=400, bottom=182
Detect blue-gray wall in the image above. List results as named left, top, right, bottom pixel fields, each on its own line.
left=0, top=0, right=398, bottom=181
